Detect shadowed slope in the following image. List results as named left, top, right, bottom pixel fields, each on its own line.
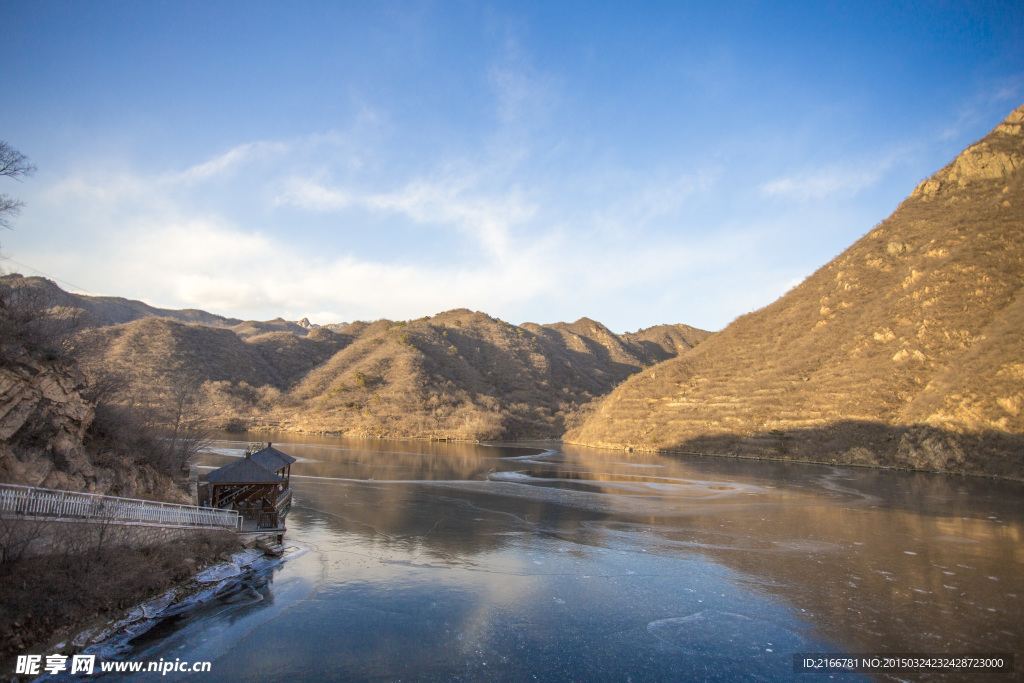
left=569, top=104, right=1024, bottom=478
left=0, top=274, right=326, bottom=336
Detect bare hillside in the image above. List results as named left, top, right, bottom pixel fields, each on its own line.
left=275, top=310, right=705, bottom=439
left=76, top=308, right=706, bottom=440
left=0, top=274, right=243, bottom=328
left=569, top=104, right=1024, bottom=478
left=76, top=317, right=348, bottom=392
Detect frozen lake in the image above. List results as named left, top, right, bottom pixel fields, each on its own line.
left=118, top=435, right=1022, bottom=681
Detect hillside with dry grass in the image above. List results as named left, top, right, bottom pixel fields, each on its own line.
left=75, top=309, right=707, bottom=440
left=0, top=274, right=244, bottom=328
left=569, top=103, right=1024, bottom=478
left=0, top=274, right=333, bottom=339
left=74, top=318, right=348, bottom=429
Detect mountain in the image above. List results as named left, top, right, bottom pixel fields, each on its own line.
left=568, top=104, right=1024, bottom=478
left=0, top=274, right=242, bottom=327
left=0, top=274, right=333, bottom=335
left=75, top=317, right=348, bottom=391
left=76, top=308, right=708, bottom=441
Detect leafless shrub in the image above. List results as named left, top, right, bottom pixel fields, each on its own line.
left=0, top=527, right=242, bottom=661
left=0, top=517, right=46, bottom=572
left=0, top=140, right=36, bottom=231
left=0, top=277, right=83, bottom=366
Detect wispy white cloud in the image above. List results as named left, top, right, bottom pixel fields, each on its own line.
left=17, top=141, right=558, bottom=324
left=638, top=169, right=720, bottom=218
left=482, top=30, right=561, bottom=168
left=277, top=173, right=537, bottom=261
left=171, top=141, right=291, bottom=184
left=45, top=139, right=294, bottom=209
left=759, top=160, right=891, bottom=200
left=936, top=80, right=1024, bottom=142
left=12, top=108, right=884, bottom=333
left=277, top=180, right=354, bottom=212
left=489, top=61, right=555, bottom=129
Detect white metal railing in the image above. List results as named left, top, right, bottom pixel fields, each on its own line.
left=0, top=484, right=240, bottom=530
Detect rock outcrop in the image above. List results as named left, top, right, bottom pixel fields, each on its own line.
left=0, top=357, right=96, bottom=489
left=913, top=105, right=1024, bottom=198
left=0, top=356, right=179, bottom=497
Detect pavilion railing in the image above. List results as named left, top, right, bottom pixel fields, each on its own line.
left=0, top=483, right=241, bottom=530
left=274, top=488, right=292, bottom=512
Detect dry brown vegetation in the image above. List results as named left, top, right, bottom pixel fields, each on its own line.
left=15, top=109, right=1019, bottom=477
left=0, top=525, right=241, bottom=662
left=569, top=104, right=1024, bottom=478
left=73, top=309, right=707, bottom=441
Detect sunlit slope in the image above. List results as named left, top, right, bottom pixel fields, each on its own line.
left=569, top=104, right=1024, bottom=477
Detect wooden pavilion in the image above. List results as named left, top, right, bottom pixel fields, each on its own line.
left=204, top=443, right=294, bottom=530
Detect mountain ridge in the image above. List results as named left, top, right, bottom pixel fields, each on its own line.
left=568, top=103, right=1024, bottom=478
left=0, top=274, right=335, bottom=338
left=72, top=303, right=709, bottom=441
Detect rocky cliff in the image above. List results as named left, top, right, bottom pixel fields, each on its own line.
left=0, top=277, right=189, bottom=499
left=0, top=357, right=95, bottom=488
left=0, top=355, right=182, bottom=497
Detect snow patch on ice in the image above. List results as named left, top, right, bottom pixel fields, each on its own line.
left=142, top=589, right=177, bottom=618
left=196, top=562, right=243, bottom=583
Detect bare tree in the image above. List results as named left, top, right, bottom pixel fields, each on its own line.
left=0, top=141, right=36, bottom=230
left=158, top=373, right=210, bottom=473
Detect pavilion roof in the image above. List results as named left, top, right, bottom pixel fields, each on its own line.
left=249, top=445, right=297, bottom=473
left=207, top=457, right=282, bottom=484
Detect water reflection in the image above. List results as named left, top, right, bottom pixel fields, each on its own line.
left=132, top=435, right=1022, bottom=680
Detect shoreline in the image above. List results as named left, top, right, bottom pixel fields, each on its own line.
left=218, top=424, right=1024, bottom=483
left=0, top=530, right=245, bottom=674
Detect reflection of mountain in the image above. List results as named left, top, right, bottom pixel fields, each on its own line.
left=250, top=436, right=1022, bottom=659
left=290, top=481, right=609, bottom=564
left=570, top=104, right=1024, bottom=478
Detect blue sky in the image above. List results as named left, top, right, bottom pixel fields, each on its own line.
left=1, top=1, right=1021, bottom=332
